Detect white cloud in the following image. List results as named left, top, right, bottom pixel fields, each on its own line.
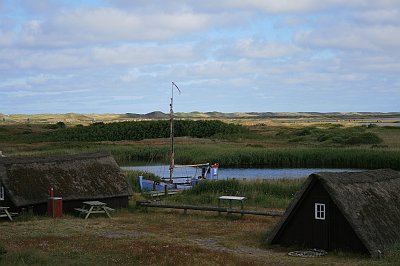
left=26, top=74, right=50, bottom=85
left=5, top=7, right=228, bottom=48
left=296, top=23, right=400, bottom=52
left=1, top=1, right=400, bottom=113
left=53, top=8, right=211, bottom=40
left=355, top=9, right=400, bottom=25
left=109, top=0, right=400, bottom=13
left=229, top=38, right=303, bottom=59
left=0, top=43, right=198, bottom=70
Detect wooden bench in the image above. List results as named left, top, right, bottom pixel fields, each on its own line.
left=74, top=208, right=88, bottom=213
left=0, top=207, right=13, bottom=221
left=75, top=201, right=113, bottom=219
left=218, top=196, right=246, bottom=217
left=103, top=206, right=115, bottom=212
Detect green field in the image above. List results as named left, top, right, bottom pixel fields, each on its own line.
left=1, top=114, right=400, bottom=264
left=0, top=116, right=399, bottom=170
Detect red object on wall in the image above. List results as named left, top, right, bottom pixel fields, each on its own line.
left=48, top=197, right=63, bottom=218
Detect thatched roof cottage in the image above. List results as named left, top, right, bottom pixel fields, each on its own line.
left=0, top=151, right=133, bottom=213
left=268, top=169, right=400, bottom=257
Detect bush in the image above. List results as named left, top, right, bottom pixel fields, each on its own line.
left=294, top=128, right=312, bottom=136
left=344, top=133, right=382, bottom=145
left=55, top=121, right=66, bottom=128
left=43, top=122, right=66, bottom=129
left=33, top=120, right=250, bottom=142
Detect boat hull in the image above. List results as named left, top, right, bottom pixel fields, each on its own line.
left=139, top=176, right=194, bottom=192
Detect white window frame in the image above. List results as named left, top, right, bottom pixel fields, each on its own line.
left=0, top=185, right=4, bottom=201
left=315, top=203, right=325, bottom=220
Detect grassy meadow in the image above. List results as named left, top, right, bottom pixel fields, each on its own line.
left=1, top=199, right=400, bottom=266
left=0, top=207, right=385, bottom=266
left=0, top=117, right=399, bottom=170
left=1, top=114, right=400, bottom=264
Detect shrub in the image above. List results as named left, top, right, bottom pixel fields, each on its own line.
left=33, top=120, right=250, bottom=142
left=294, top=128, right=312, bottom=136
left=55, top=121, right=66, bottom=128
left=344, top=133, right=382, bottom=145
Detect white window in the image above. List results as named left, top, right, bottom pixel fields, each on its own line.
left=315, top=203, right=325, bottom=220
left=0, top=185, right=4, bottom=201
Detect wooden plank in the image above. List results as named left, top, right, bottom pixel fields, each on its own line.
left=74, top=208, right=89, bottom=213
left=149, top=190, right=180, bottom=197
left=0, top=210, right=13, bottom=221
left=83, top=201, right=106, bottom=206
left=84, top=211, right=106, bottom=214
left=219, top=196, right=246, bottom=201
left=136, top=201, right=283, bottom=217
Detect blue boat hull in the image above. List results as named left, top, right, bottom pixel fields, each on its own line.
left=139, top=176, right=195, bottom=192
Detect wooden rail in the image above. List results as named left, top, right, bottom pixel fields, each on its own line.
left=148, top=189, right=180, bottom=197
left=136, top=201, right=283, bottom=217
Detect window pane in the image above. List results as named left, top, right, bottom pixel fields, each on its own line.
left=315, top=203, right=325, bottom=220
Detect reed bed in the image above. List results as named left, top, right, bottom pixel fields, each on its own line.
left=125, top=170, right=161, bottom=193
left=3, top=141, right=399, bottom=170
left=114, top=144, right=400, bottom=170
left=2, top=122, right=399, bottom=170
left=165, top=179, right=305, bottom=209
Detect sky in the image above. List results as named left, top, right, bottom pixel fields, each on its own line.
left=0, top=0, right=399, bottom=114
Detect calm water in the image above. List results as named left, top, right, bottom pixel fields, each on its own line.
left=121, top=165, right=362, bottom=180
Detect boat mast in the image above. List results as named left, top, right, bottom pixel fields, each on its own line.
left=170, top=82, right=181, bottom=181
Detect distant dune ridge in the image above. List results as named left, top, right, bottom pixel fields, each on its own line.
left=0, top=111, right=399, bottom=124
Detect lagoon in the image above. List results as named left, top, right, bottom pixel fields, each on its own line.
left=121, top=165, right=362, bottom=180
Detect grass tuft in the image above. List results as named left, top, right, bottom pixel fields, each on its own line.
left=165, top=179, right=304, bottom=209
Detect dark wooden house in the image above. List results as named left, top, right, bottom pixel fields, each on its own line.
left=268, top=169, right=400, bottom=257
left=0, top=151, right=133, bottom=214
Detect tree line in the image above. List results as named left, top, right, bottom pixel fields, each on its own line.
left=39, top=120, right=249, bottom=142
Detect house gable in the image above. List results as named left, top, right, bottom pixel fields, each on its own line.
left=269, top=177, right=368, bottom=254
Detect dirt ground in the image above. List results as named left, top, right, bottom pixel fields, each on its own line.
left=0, top=207, right=379, bottom=266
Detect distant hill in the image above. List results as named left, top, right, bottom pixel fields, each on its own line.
left=122, top=111, right=169, bottom=119
left=1, top=111, right=399, bottom=125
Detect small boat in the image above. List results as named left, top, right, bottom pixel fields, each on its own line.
left=139, top=82, right=219, bottom=192
left=139, top=163, right=220, bottom=192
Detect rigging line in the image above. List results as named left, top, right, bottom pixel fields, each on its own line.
left=172, top=82, right=181, bottom=94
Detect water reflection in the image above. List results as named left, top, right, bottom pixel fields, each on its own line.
left=121, top=165, right=362, bottom=180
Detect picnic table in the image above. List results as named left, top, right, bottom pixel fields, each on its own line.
left=218, top=196, right=246, bottom=217
left=0, top=206, right=13, bottom=221
left=74, top=201, right=114, bottom=219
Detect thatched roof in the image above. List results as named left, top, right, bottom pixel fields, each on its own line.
left=0, top=151, right=133, bottom=207
left=268, top=169, right=400, bottom=257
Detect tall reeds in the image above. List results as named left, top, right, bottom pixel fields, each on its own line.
left=166, top=179, right=305, bottom=209
left=114, top=144, right=400, bottom=170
